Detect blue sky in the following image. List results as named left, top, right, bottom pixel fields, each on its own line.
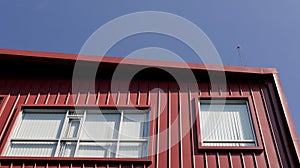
left=0, top=0, right=299, bottom=137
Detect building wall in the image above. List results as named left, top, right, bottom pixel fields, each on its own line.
left=0, top=76, right=298, bottom=168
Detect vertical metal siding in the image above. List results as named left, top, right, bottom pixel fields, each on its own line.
left=0, top=77, right=298, bottom=168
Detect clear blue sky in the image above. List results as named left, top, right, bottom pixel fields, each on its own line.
left=0, top=1, right=299, bottom=137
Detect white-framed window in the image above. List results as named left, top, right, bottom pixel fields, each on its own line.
left=199, top=99, right=257, bottom=147
left=4, top=108, right=149, bottom=158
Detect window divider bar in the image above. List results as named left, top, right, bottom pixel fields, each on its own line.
left=77, top=139, right=148, bottom=142
left=115, top=110, right=124, bottom=157
left=54, top=110, right=69, bottom=157
left=142, top=113, right=149, bottom=158
left=74, top=109, right=86, bottom=157
left=68, top=115, right=84, bottom=119
left=12, top=110, right=25, bottom=140
left=11, top=139, right=59, bottom=142
left=246, top=101, right=258, bottom=146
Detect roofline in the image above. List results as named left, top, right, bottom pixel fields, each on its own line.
left=0, top=48, right=277, bottom=74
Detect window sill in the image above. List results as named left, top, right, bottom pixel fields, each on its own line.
left=0, top=156, right=152, bottom=164
left=197, top=145, right=264, bottom=152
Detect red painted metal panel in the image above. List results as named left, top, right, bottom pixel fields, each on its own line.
left=139, top=81, right=148, bottom=106
left=24, top=79, right=40, bottom=104
left=0, top=79, right=19, bottom=132
left=266, top=81, right=299, bottom=167
left=206, top=153, right=217, bottom=168
left=36, top=79, right=51, bottom=104
left=218, top=153, right=230, bottom=168
left=249, top=83, right=280, bottom=167
left=157, top=81, right=168, bottom=168
left=180, top=83, right=193, bottom=168
left=98, top=80, right=109, bottom=105
left=129, top=80, right=138, bottom=106
left=199, top=82, right=210, bottom=97
left=273, top=74, right=300, bottom=164
left=0, top=164, right=10, bottom=168
left=169, top=82, right=180, bottom=168
left=260, top=82, right=289, bottom=167
left=46, top=80, right=60, bottom=105
left=118, top=80, right=129, bottom=105
left=0, top=52, right=299, bottom=167
left=148, top=81, right=158, bottom=168
left=0, top=79, right=9, bottom=96
left=108, top=80, right=118, bottom=106
left=0, top=78, right=298, bottom=167
left=76, top=80, right=90, bottom=105
left=230, top=154, right=242, bottom=168
left=192, top=84, right=205, bottom=168
left=243, top=153, right=255, bottom=168
left=55, top=79, right=70, bottom=105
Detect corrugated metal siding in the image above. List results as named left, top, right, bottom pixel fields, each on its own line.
left=0, top=77, right=298, bottom=168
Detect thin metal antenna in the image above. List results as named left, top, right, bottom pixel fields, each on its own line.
left=236, top=43, right=244, bottom=66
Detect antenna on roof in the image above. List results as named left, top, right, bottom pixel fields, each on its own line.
left=236, top=43, right=244, bottom=66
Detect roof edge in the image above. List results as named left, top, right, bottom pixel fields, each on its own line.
left=273, top=74, right=300, bottom=164
left=0, top=48, right=277, bottom=74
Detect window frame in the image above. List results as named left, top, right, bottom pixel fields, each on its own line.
left=195, top=96, right=263, bottom=151
left=0, top=104, right=152, bottom=163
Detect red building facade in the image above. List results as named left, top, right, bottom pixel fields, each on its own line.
left=0, top=49, right=299, bottom=168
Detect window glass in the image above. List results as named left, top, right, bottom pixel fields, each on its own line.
left=118, top=142, right=147, bottom=158
left=77, top=142, right=117, bottom=158
left=200, top=99, right=256, bottom=146
left=59, top=142, right=76, bottom=157
left=6, top=141, right=57, bottom=157
left=64, top=119, right=80, bottom=138
left=81, top=113, right=120, bottom=140
left=16, top=113, right=65, bottom=139
left=120, top=113, right=148, bottom=140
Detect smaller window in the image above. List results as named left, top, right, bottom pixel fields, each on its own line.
left=199, top=99, right=257, bottom=147
left=0, top=97, right=3, bottom=104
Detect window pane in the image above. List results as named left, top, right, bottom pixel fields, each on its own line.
left=200, top=100, right=256, bottom=146
left=81, top=113, right=120, bottom=140
left=64, top=119, right=80, bottom=138
left=77, top=142, right=117, bottom=158
left=59, top=142, right=76, bottom=157
left=120, top=113, right=148, bottom=140
left=5, top=141, right=57, bottom=157
left=16, top=113, right=65, bottom=139
left=117, top=142, right=147, bottom=158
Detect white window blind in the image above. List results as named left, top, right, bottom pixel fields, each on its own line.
left=199, top=99, right=257, bottom=146
left=4, top=109, right=149, bottom=158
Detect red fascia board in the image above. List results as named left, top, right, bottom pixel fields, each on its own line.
left=272, top=74, right=300, bottom=163
left=0, top=48, right=277, bottom=74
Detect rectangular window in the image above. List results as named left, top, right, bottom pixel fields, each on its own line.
left=4, top=108, right=149, bottom=158
left=199, top=99, right=257, bottom=147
